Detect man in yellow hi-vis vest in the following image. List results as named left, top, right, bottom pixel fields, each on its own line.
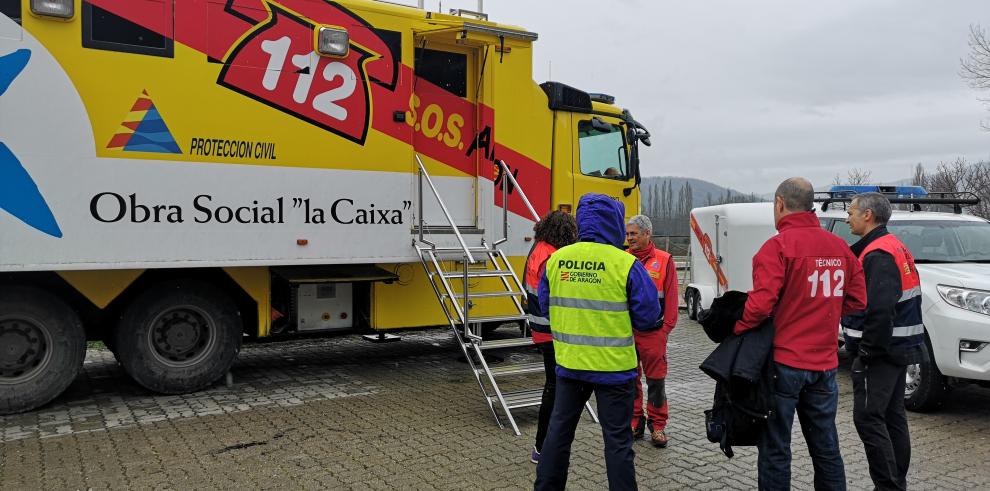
left=534, top=193, right=662, bottom=491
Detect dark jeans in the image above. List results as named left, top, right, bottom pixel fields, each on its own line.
left=852, top=358, right=910, bottom=491
left=758, top=363, right=846, bottom=491
left=535, top=342, right=557, bottom=452
left=534, top=376, right=637, bottom=491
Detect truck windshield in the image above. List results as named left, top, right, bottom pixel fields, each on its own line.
left=832, top=219, right=990, bottom=262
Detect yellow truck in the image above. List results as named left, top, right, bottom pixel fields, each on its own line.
left=0, top=0, right=650, bottom=426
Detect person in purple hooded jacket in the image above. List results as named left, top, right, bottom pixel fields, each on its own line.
left=533, top=193, right=662, bottom=491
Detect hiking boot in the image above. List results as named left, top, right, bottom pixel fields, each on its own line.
left=530, top=446, right=540, bottom=464
left=632, top=417, right=645, bottom=439
left=650, top=428, right=669, bottom=448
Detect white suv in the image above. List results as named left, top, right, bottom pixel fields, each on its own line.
left=818, top=208, right=990, bottom=411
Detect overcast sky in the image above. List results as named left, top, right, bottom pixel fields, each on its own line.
left=418, top=0, right=990, bottom=194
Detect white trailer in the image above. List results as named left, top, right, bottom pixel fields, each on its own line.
left=683, top=202, right=776, bottom=320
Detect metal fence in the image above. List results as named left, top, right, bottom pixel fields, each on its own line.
left=651, top=235, right=690, bottom=257
left=651, top=235, right=692, bottom=307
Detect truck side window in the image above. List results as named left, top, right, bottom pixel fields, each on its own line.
left=82, top=1, right=174, bottom=58
left=0, top=0, right=20, bottom=24
left=577, top=120, right=628, bottom=179
left=414, top=48, right=467, bottom=97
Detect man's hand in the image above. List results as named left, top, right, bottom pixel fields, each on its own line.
left=851, top=356, right=866, bottom=375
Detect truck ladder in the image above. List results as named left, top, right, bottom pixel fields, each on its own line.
left=414, top=155, right=597, bottom=435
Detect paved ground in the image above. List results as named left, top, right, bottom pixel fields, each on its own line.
left=2, top=317, right=989, bottom=490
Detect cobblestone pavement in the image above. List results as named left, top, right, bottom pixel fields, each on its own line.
left=2, top=317, right=989, bottom=490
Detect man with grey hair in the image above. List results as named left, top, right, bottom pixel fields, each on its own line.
left=625, top=215, right=679, bottom=447
left=844, top=192, right=926, bottom=491
left=734, top=177, right=867, bottom=490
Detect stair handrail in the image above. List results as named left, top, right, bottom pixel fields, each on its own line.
left=416, top=154, right=477, bottom=264
left=495, top=159, right=541, bottom=246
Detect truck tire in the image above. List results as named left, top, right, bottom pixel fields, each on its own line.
left=904, top=336, right=949, bottom=412
left=114, top=281, right=241, bottom=394
left=686, top=289, right=700, bottom=321
left=0, top=286, right=86, bottom=415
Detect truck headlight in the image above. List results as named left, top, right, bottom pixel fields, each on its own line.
left=937, top=285, right=990, bottom=316
left=30, top=0, right=73, bottom=19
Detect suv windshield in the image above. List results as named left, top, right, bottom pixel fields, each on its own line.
left=831, top=219, right=990, bottom=262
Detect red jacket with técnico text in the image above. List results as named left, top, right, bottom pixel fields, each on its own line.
left=734, top=212, right=867, bottom=371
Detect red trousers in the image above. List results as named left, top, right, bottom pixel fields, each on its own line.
left=632, top=329, right=669, bottom=430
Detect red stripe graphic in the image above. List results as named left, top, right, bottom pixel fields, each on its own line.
left=106, top=133, right=134, bottom=149
left=130, top=97, right=153, bottom=112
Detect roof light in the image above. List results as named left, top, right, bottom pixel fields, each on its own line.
left=31, top=0, right=73, bottom=19
left=589, top=93, right=616, bottom=104
left=827, top=185, right=928, bottom=197
left=317, top=27, right=349, bottom=57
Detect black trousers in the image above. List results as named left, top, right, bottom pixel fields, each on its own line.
left=534, top=342, right=557, bottom=452
left=852, top=358, right=911, bottom=491
left=534, top=376, right=637, bottom=491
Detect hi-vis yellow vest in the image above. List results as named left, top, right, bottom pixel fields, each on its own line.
left=547, top=242, right=638, bottom=373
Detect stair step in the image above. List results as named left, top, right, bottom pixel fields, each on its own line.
left=426, top=247, right=494, bottom=256
left=465, top=314, right=527, bottom=325
left=492, top=388, right=544, bottom=409
left=415, top=225, right=485, bottom=235
left=442, top=291, right=524, bottom=299
left=484, top=362, right=545, bottom=377
left=475, top=337, right=533, bottom=350
left=439, top=270, right=514, bottom=279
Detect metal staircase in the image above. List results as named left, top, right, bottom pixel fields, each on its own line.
left=413, top=155, right=597, bottom=435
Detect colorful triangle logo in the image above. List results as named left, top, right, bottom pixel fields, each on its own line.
left=107, top=90, right=182, bottom=154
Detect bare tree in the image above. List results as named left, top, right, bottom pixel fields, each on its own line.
left=961, top=24, right=990, bottom=130
left=847, top=168, right=873, bottom=185
left=967, top=161, right=990, bottom=219
left=928, top=158, right=968, bottom=193
left=911, top=163, right=927, bottom=187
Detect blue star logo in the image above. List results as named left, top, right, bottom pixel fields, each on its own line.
left=0, top=49, right=62, bottom=238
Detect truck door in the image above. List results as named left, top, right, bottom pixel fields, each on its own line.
left=410, top=43, right=479, bottom=228
left=572, top=115, right=639, bottom=217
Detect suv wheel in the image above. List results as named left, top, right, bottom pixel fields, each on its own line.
left=904, top=336, right=949, bottom=412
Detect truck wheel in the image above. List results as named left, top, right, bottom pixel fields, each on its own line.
left=904, top=337, right=949, bottom=412
left=114, top=281, right=241, bottom=394
left=0, top=287, right=85, bottom=415
left=687, top=290, right=700, bottom=321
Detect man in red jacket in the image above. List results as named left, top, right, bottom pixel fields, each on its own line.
left=626, top=214, right=679, bottom=448
left=734, top=177, right=867, bottom=491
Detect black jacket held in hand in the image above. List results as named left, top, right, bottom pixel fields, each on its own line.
left=843, top=227, right=927, bottom=366
left=699, top=291, right=775, bottom=458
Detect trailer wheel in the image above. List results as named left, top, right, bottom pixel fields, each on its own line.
left=0, top=287, right=86, bottom=415
left=904, top=336, right=949, bottom=412
left=686, top=290, right=700, bottom=321
left=114, top=281, right=241, bottom=394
